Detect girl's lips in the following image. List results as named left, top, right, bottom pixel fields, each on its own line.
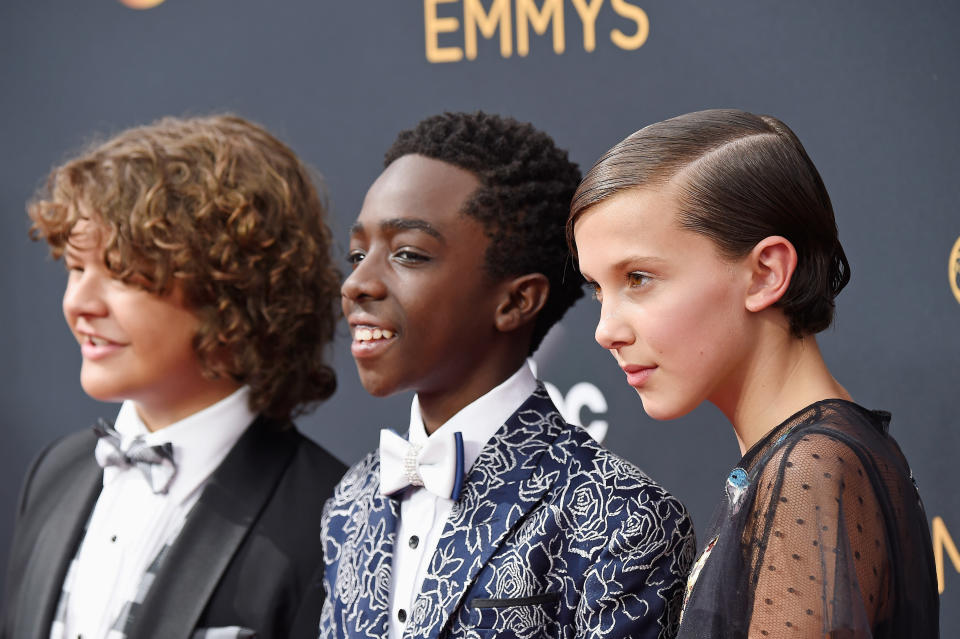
left=622, top=364, right=656, bottom=388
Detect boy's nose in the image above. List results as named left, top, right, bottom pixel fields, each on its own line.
left=62, top=272, right=108, bottom=322
left=341, top=259, right=387, bottom=303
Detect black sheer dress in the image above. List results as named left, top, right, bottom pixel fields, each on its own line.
left=677, top=399, right=938, bottom=638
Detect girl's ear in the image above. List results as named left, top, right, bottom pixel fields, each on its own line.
left=494, top=273, right=550, bottom=333
left=744, top=235, right=797, bottom=313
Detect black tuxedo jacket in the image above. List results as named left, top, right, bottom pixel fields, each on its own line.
left=1, top=416, right=346, bottom=639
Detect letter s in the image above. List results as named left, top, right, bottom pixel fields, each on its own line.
left=610, top=0, right=649, bottom=50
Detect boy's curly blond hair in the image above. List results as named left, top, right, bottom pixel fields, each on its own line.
left=29, top=114, right=339, bottom=421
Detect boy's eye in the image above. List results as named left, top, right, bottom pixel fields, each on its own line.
left=346, top=249, right=366, bottom=266
left=627, top=272, right=651, bottom=288
left=393, top=249, right=429, bottom=263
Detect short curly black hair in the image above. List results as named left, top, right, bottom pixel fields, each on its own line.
left=385, top=112, right=583, bottom=353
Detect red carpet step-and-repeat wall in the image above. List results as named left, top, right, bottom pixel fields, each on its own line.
left=2, top=0, right=958, bottom=632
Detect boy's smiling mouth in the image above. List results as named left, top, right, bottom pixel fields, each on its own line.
left=352, top=325, right=396, bottom=342
left=79, top=332, right=127, bottom=360
left=349, top=323, right=398, bottom=360
left=76, top=328, right=127, bottom=347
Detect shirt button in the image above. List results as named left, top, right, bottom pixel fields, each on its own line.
left=409, top=535, right=420, bottom=549
left=397, top=608, right=407, bottom=623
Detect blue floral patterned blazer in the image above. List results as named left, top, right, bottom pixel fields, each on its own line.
left=319, top=386, right=695, bottom=639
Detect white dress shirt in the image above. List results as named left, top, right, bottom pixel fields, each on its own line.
left=58, top=387, right=255, bottom=639
left=387, top=362, right=537, bottom=639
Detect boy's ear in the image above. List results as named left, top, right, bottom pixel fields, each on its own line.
left=494, top=273, right=550, bottom=334
left=744, top=235, right=798, bottom=313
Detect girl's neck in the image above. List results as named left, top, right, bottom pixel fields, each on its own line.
left=713, top=329, right=851, bottom=456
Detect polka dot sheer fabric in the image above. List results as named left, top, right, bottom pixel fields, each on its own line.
left=677, top=400, right=939, bottom=638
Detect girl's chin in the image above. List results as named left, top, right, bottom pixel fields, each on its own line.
left=637, top=393, right=699, bottom=422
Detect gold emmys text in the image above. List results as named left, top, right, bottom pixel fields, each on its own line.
left=934, top=516, right=959, bottom=594
left=424, top=0, right=649, bottom=63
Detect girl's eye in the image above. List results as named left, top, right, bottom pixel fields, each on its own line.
left=583, top=280, right=602, bottom=302
left=346, top=250, right=366, bottom=266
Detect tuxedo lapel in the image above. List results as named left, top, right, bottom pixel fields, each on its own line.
left=411, top=387, right=564, bottom=639
left=126, top=416, right=297, bottom=639
left=14, top=450, right=101, bottom=639
left=354, top=488, right=400, bottom=637
left=322, top=452, right=399, bottom=639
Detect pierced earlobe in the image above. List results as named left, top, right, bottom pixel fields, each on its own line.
left=744, top=236, right=798, bottom=313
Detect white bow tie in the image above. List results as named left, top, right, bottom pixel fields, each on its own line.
left=378, top=429, right=465, bottom=500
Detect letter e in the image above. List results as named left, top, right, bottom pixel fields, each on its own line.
left=425, top=0, right=464, bottom=63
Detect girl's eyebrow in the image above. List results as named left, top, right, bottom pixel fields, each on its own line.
left=609, top=255, right=668, bottom=270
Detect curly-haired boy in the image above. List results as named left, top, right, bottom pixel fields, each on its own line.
left=2, top=114, right=346, bottom=639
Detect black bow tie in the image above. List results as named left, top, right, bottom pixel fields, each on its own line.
left=93, top=419, right=178, bottom=495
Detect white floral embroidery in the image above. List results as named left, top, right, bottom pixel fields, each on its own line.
left=320, top=387, right=695, bottom=639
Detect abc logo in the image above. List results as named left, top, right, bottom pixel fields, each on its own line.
left=951, top=236, right=960, bottom=306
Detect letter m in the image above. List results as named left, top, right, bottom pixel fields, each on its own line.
left=516, top=0, right=564, bottom=56
left=464, top=0, right=512, bottom=60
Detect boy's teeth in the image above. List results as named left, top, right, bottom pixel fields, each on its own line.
left=90, top=336, right=108, bottom=346
left=355, top=327, right=396, bottom=342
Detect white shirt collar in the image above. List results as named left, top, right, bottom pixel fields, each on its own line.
left=407, top=361, right=537, bottom=475
left=107, top=386, right=257, bottom=503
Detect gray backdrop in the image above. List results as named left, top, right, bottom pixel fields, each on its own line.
left=2, top=0, right=957, bottom=632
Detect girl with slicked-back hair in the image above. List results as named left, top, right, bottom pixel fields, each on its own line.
left=570, top=109, right=938, bottom=638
